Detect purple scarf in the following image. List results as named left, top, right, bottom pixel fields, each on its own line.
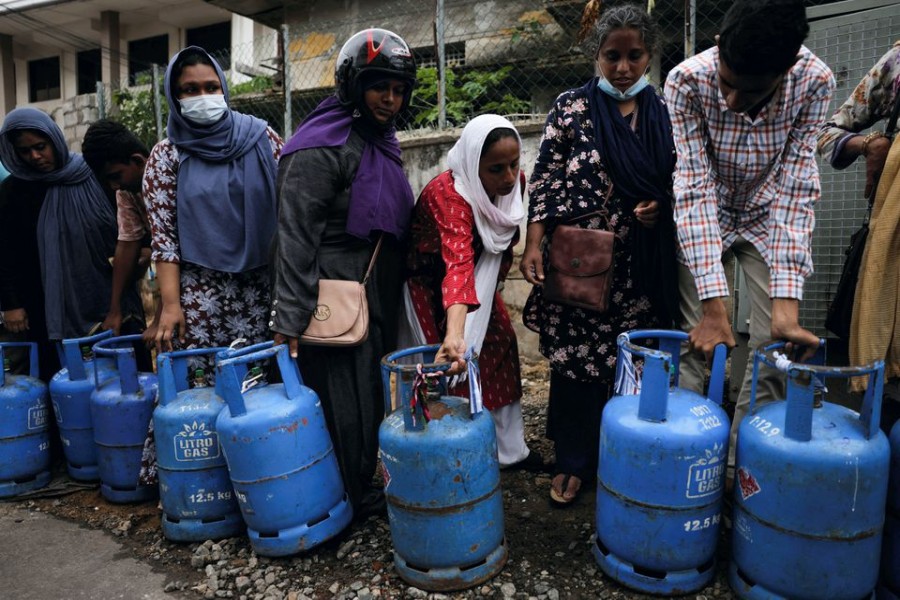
left=281, top=95, right=414, bottom=240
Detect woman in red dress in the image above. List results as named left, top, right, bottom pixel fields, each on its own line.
left=402, top=114, right=542, bottom=470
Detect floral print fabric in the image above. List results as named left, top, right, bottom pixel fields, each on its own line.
left=144, top=128, right=282, bottom=349
left=818, top=42, right=900, bottom=167
left=523, top=87, right=659, bottom=382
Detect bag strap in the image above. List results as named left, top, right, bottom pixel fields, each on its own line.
left=562, top=202, right=613, bottom=229
left=361, top=233, right=384, bottom=285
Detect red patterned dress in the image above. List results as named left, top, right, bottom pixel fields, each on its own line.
left=405, top=170, right=521, bottom=410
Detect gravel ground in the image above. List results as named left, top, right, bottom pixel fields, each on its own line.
left=12, top=355, right=738, bottom=600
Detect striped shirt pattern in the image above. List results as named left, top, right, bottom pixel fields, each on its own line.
left=664, top=45, right=835, bottom=300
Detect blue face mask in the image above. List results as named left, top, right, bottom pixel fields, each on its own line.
left=597, top=75, right=650, bottom=101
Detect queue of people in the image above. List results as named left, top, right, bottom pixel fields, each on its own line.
left=2, top=0, right=898, bottom=518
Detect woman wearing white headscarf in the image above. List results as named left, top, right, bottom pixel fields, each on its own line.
left=401, top=114, right=542, bottom=470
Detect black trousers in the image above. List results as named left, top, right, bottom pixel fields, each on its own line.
left=547, top=370, right=610, bottom=482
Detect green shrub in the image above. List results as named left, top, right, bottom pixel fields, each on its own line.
left=411, top=65, right=531, bottom=127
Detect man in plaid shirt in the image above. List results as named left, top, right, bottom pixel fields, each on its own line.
left=664, top=0, right=835, bottom=465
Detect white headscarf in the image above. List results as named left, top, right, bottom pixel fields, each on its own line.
left=400, top=114, right=525, bottom=357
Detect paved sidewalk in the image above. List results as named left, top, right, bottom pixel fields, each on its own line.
left=0, top=502, right=183, bottom=600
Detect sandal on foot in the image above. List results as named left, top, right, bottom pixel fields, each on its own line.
left=549, top=473, right=581, bottom=506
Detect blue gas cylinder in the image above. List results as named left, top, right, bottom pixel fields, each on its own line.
left=379, top=345, right=507, bottom=592
left=594, top=330, right=729, bottom=595
left=0, top=342, right=51, bottom=497
left=216, top=343, right=351, bottom=557
left=90, top=334, right=159, bottom=503
left=730, top=341, right=890, bottom=600
left=154, top=347, right=243, bottom=542
left=49, top=330, right=116, bottom=481
left=878, top=418, right=900, bottom=600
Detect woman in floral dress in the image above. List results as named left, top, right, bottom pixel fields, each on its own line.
left=519, top=3, right=677, bottom=505
left=145, top=46, right=283, bottom=351
left=139, top=46, right=283, bottom=485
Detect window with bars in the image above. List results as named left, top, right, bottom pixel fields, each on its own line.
left=28, top=56, right=60, bottom=102
left=77, top=48, right=102, bottom=96
left=128, top=34, right=169, bottom=86
left=413, top=42, right=466, bottom=69
left=187, top=22, right=232, bottom=71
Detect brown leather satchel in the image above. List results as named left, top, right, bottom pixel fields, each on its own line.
left=299, top=236, right=383, bottom=347
left=543, top=213, right=615, bottom=313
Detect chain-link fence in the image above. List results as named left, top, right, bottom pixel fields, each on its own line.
left=91, top=0, right=850, bottom=145
left=93, top=27, right=286, bottom=149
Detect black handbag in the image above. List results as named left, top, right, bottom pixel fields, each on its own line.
left=825, top=220, right=869, bottom=339
left=825, top=92, right=900, bottom=339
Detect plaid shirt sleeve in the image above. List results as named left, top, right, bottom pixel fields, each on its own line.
left=769, top=70, right=835, bottom=300
left=665, top=66, right=729, bottom=300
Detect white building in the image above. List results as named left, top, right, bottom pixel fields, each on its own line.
left=0, top=0, right=276, bottom=118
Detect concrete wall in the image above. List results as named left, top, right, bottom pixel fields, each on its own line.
left=50, top=93, right=101, bottom=152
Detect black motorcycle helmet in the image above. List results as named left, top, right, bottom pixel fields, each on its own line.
left=335, top=28, right=417, bottom=112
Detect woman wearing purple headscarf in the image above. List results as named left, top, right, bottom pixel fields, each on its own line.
left=270, top=28, right=417, bottom=518
left=0, top=108, right=132, bottom=380
left=144, top=46, right=283, bottom=352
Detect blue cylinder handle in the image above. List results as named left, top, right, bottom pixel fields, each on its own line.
left=750, top=339, right=884, bottom=441
left=380, top=345, right=452, bottom=431
left=58, top=329, right=114, bottom=381
left=157, top=347, right=228, bottom=407
left=0, top=341, right=40, bottom=386
left=617, top=330, right=727, bottom=423
left=93, top=334, right=144, bottom=396
left=216, top=344, right=302, bottom=418
left=216, top=341, right=279, bottom=388
left=216, top=340, right=276, bottom=360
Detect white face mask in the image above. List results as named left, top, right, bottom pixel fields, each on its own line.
left=597, top=75, right=650, bottom=101
left=179, top=94, right=228, bottom=126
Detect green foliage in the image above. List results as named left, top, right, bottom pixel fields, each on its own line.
left=112, top=86, right=167, bottom=149
left=109, top=74, right=274, bottom=149
left=230, top=76, right=273, bottom=96
left=510, top=17, right=544, bottom=43
left=410, top=65, right=531, bottom=127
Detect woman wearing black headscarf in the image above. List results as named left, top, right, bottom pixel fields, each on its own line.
left=0, top=108, right=135, bottom=379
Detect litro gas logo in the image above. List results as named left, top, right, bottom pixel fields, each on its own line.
left=686, top=443, right=725, bottom=498
left=174, top=421, right=220, bottom=461
left=28, top=405, right=48, bottom=430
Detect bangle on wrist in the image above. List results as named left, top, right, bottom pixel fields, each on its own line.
left=861, top=130, right=884, bottom=157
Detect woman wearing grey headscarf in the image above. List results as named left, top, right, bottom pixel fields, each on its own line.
left=0, top=107, right=130, bottom=379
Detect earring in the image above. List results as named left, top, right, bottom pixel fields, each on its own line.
left=352, top=109, right=361, bottom=118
